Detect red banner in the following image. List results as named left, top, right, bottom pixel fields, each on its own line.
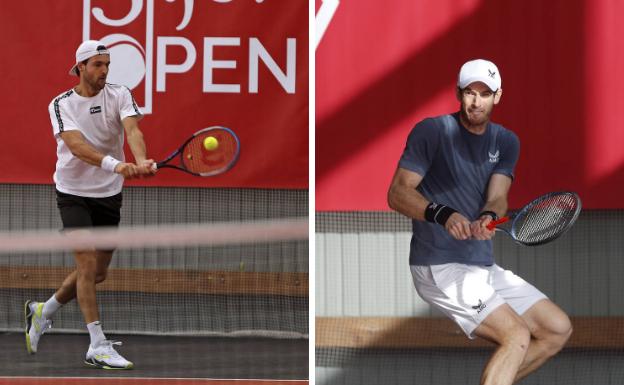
left=0, top=0, right=308, bottom=188
left=316, top=0, right=624, bottom=210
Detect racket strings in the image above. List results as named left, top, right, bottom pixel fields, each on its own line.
left=183, top=130, right=238, bottom=175
left=514, top=194, right=579, bottom=244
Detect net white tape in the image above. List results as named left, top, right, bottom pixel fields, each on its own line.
left=0, top=217, right=308, bottom=252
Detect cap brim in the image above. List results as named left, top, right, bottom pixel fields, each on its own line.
left=458, top=76, right=499, bottom=91
left=68, top=64, right=79, bottom=76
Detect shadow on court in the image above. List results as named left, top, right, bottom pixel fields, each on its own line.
left=0, top=333, right=308, bottom=379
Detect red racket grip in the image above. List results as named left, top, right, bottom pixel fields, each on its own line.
left=487, top=216, right=509, bottom=230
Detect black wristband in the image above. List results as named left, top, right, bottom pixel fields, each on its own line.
left=425, top=202, right=458, bottom=226
left=479, top=210, right=499, bottom=221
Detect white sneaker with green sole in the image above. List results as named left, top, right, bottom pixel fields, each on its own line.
left=24, top=300, right=53, bottom=354
left=85, top=340, right=134, bottom=370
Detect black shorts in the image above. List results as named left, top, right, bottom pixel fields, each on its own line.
left=56, top=190, right=123, bottom=230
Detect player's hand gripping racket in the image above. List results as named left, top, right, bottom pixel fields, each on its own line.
left=486, top=191, right=581, bottom=246
left=154, top=126, right=240, bottom=176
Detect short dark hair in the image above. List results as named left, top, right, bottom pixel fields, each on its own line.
left=75, top=58, right=89, bottom=76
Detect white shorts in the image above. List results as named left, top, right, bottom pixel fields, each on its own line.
left=410, top=263, right=548, bottom=339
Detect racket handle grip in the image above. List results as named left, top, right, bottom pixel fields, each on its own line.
left=487, top=216, right=509, bottom=230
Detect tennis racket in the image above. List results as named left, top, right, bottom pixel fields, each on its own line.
left=154, top=126, right=240, bottom=176
left=486, top=191, right=581, bottom=246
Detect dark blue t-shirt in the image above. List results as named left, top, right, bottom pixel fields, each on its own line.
left=398, top=113, right=520, bottom=266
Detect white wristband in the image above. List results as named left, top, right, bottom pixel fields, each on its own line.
left=101, top=155, right=122, bottom=173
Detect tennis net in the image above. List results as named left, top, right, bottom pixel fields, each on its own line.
left=0, top=185, right=309, bottom=338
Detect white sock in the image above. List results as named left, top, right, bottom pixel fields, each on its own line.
left=87, top=321, right=106, bottom=347
left=42, top=295, right=63, bottom=319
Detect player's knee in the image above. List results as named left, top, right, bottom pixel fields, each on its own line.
left=545, top=316, right=572, bottom=355
left=558, top=316, right=573, bottom=344
left=531, top=314, right=572, bottom=359
left=564, top=322, right=573, bottom=341
left=76, top=265, right=96, bottom=281
left=75, top=251, right=98, bottom=273
left=551, top=311, right=572, bottom=336
left=504, top=323, right=531, bottom=353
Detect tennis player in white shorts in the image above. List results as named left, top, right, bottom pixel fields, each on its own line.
left=388, top=59, right=572, bottom=385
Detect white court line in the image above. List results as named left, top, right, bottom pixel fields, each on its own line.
left=0, top=378, right=308, bottom=382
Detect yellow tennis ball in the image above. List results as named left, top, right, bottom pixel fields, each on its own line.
left=203, top=136, right=218, bottom=151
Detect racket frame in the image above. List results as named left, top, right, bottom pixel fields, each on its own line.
left=155, top=126, right=240, bottom=177
left=490, top=191, right=582, bottom=246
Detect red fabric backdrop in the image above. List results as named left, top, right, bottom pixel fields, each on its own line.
left=0, top=0, right=308, bottom=188
left=316, top=0, right=624, bottom=210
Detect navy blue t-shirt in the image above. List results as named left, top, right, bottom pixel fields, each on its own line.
left=398, top=113, right=520, bottom=266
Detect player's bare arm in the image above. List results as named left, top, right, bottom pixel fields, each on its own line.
left=59, top=130, right=141, bottom=179
left=388, top=167, right=472, bottom=240
left=122, top=116, right=155, bottom=176
left=471, top=173, right=512, bottom=240
left=387, top=167, right=428, bottom=220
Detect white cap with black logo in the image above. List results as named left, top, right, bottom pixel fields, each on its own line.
left=457, top=59, right=501, bottom=91
left=68, top=40, right=110, bottom=76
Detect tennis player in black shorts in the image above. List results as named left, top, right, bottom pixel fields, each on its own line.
left=25, top=39, right=155, bottom=369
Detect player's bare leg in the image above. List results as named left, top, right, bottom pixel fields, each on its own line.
left=55, top=250, right=113, bottom=306
left=25, top=241, right=112, bottom=354
left=57, top=236, right=131, bottom=369
left=514, top=299, right=572, bottom=382
left=73, top=249, right=102, bottom=323
left=474, top=304, right=530, bottom=385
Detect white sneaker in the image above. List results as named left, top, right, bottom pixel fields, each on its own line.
left=24, top=300, right=52, bottom=354
left=85, top=340, right=134, bottom=370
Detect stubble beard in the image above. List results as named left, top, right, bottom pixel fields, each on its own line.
left=86, top=74, right=106, bottom=92
left=460, top=104, right=491, bottom=128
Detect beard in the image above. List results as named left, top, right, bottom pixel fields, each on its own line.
left=86, top=75, right=106, bottom=91
left=460, top=104, right=492, bottom=127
